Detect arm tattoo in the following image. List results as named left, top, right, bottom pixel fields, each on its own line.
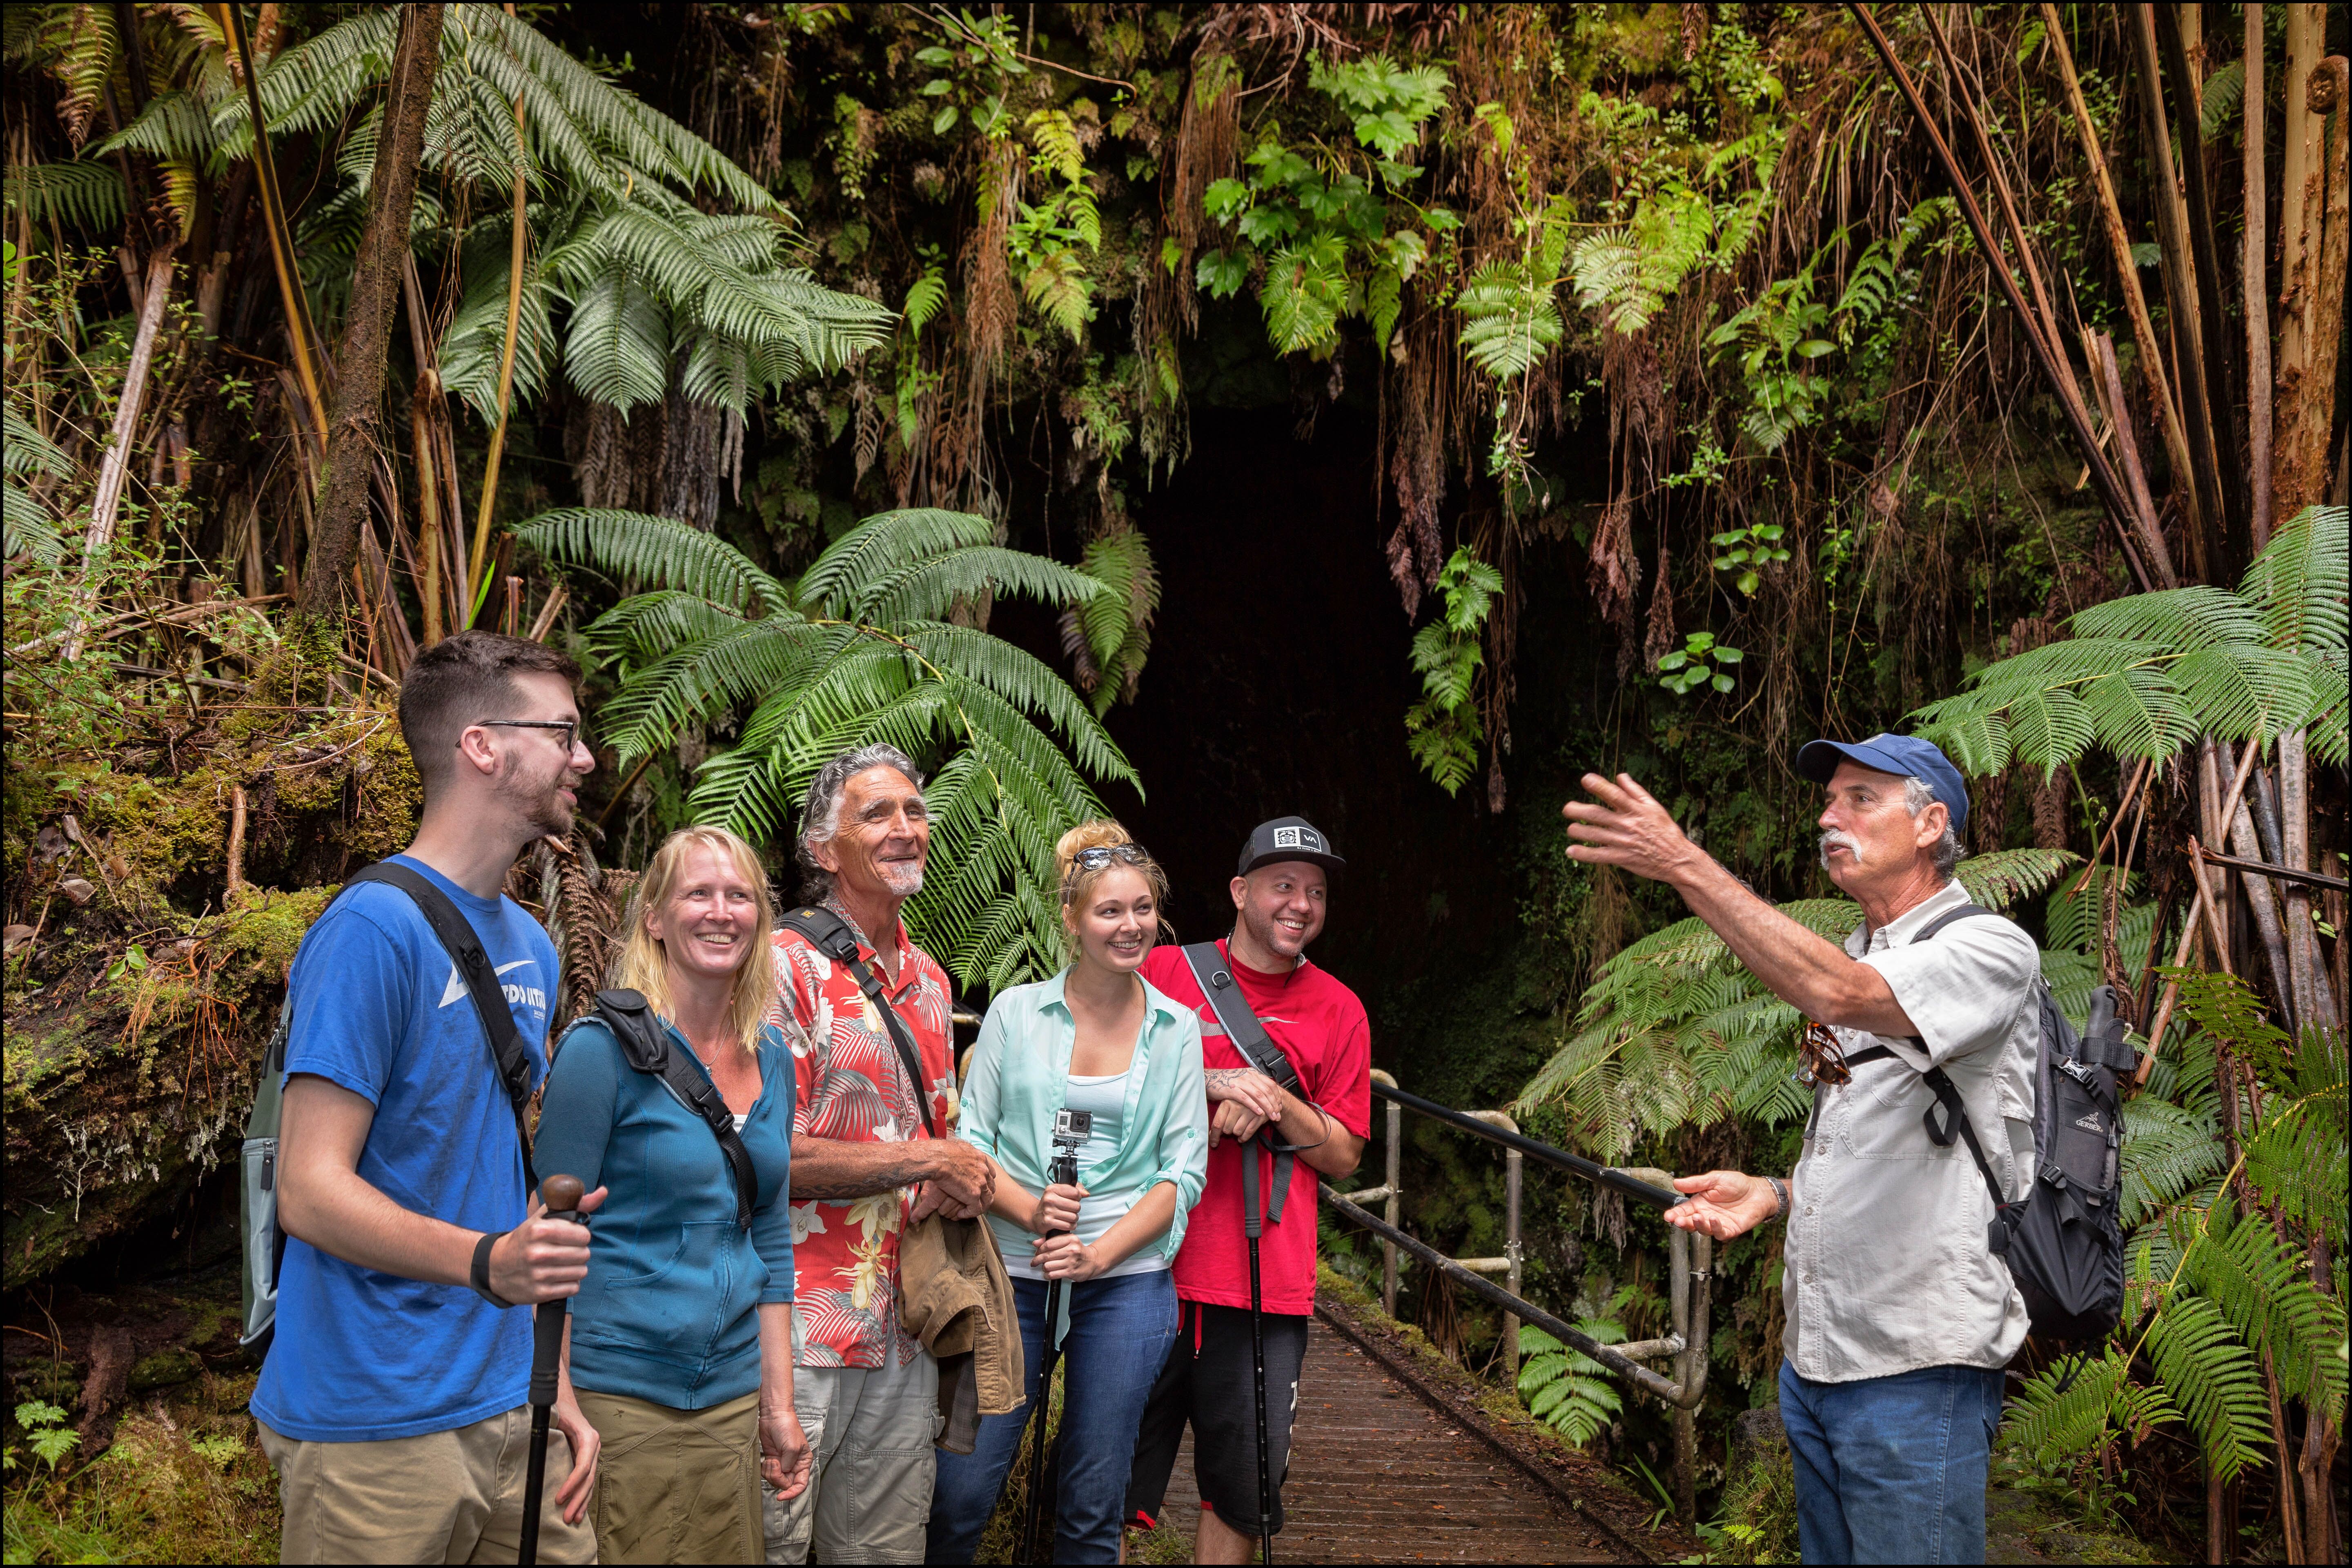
left=787, top=1137, right=932, bottom=1199
left=1204, top=1068, right=1272, bottom=1091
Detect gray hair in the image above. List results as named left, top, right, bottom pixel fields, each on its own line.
left=1904, top=776, right=1966, bottom=877
left=796, top=743, right=925, bottom=901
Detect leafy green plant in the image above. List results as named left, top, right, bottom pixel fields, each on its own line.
left=1516, top=1320, right=1625, bottom=1446
left=2, top=405, right=74, bottom=566
left=519, top=506, right=1135, bottom=988
left=1913, top=505, right=2348, bottom=773
left=1403, top=547, right=1503, bottom=795
left=1657, top=631, right=1743, bottom=696
left=1195, top=54, right=1454, bottom=358
left=1709, top=526, right=1789, bottom=595
left=1009, top=107, right=1102, bottom=341
left=1058, top=528, right=1160, bottom=718
left=6, top=1401, right=79, bottom=1472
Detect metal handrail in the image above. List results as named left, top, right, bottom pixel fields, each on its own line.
left=1322, top=1079, right=1711, bottom=1418
left=1370, top=1081, right=1686, bottom=1211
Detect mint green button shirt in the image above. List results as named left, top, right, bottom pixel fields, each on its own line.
left=958, top=971, right=1209, bottom=1318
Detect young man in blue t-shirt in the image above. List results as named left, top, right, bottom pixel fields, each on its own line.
left=251, top=630, right=606, bottom=1565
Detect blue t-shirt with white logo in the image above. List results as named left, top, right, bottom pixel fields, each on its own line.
left=249, top=854, right=557, bottom=1443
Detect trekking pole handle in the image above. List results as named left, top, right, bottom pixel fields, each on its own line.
left=528, top=1174, right=584, bottom=1408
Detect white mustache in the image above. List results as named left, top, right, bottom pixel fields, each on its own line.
left=1818, top=829, right=1864, bottom=869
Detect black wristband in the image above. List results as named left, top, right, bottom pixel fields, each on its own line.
left=471, top=1230, right=516, bottom=1308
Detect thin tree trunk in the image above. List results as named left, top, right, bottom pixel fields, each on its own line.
left=2272, top=53, right=2350, bottom=517
left=2130, top=7, right=2229, bottom=583
left=2245, top=4, right=2274, bottom=552
left=2276, top=8, right=2323, bottom=392
left=2089, top=330, right=2182, bottom=585
left=80, top=245, right=177, bottom=565
left=219, top=2, right=327, bottom=448
left=467, top=74, right=532, bottom=625
left=297, top=4, right=445, bottom=616
left=2278, top=729, right=2337, bottom=1028
left=401, top=258, right=445, bottom=646
left=2045, top=3, right=2205, bottom=566
left=2223, top=766, right=2298, bottom=1034
left=2154, top=3, right=2247, bottom=557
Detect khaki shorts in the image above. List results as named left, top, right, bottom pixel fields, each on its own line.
left=763, top=1350, right=939, bottom=1564
left=257, top=1406, right=598, bottom=1566
left=577, top=1388, right=761, bottom=1565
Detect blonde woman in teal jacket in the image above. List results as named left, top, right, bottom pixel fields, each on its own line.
left=927, top=822, right=1207, bottom=1564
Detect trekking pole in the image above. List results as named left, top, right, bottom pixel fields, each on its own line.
left=1243, top=1137, right=1275, bottom=1566
left=518, top=1173, right=583, bottom=1568
left=1021, top=1111, right=1091, bottom=1565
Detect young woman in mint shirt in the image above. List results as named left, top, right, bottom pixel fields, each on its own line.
left=534, top=826, right=813, bottom=1563
left=927, top=822, right=1208, bottom=1564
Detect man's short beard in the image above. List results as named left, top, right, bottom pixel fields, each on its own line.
left=497, top=767, right=574, bottom=838
left=878, top=860, right=924, bottom=898
left=1818, top=829, right=1863, bottom=871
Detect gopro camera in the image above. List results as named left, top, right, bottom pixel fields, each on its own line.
left=1053, top=1109, right=1093, bottom=1144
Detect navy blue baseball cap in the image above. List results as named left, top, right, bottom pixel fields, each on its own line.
left=1795, top=733, right=1971, bottom=835
left=1237, top=816, right=1345, bottom=878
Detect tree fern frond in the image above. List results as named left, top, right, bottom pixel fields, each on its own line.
left=2143, top=1294, right=2271, bottom=1482
left=2242, top=503, right=2348, bottom=654
left=3, top=159, right=127, bottom=231
left=797, top=510, right=998, bottom=613
left=2070, top=586, right=2267, bottom=651
left=518, top=507, right=791, bottom=615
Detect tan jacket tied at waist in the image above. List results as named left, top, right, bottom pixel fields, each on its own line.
left=898, top=1212, right=1025, bottom=1454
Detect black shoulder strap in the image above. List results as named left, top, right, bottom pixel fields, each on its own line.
left=1181, top=941, right=1310, bottom=1227
left=1180, top=942, right=1302, bottom=1094
left=344, top=862, right=539, bottom=1192
left=589, top=989, right=759, bottom=1229
left=1838, top=900, right=2011, bottom=1216
left=778, top=905, right=936, bottom=1138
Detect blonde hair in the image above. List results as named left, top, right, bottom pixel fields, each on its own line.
left=608, top=826, right=778, bottom=1056
left=1054, top=819, right=1171, bottom=961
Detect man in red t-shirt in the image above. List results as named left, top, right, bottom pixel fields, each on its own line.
left=1125, top=815, right=1370, bottom=1564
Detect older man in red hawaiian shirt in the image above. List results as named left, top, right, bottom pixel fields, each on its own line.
left=762, top=744, right=994, bottom=1564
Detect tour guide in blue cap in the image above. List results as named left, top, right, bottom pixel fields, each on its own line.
left=1562, top=735, right=2043, bottom=1566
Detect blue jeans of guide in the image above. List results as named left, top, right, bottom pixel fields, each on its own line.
left=1777, top=1359, right=2006, bottom=1565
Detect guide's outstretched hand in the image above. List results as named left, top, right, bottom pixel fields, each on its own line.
left=1663, top=1169, right=1777, bottom=1240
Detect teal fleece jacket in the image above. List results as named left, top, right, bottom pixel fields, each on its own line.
left=534, top=1016, right=795, bottom=1411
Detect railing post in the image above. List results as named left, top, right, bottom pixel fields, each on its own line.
left=1371, top=1070, right=1400, bottom=1316
left=1503, top=1145, right=1522, bottom=1378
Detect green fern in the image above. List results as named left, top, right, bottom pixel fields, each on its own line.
left=1915, top=506, right=2349, bottom=772
left=1456, top=258, right=1565, bottom=381
left=519, top=506, right=1135, bottom=988
left=1517, top=1322, right=1626, bottom=1446
left=2, top=405, right=74, bottom=566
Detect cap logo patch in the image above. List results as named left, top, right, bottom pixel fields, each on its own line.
left=1274, top=826, right=1303, bottom=848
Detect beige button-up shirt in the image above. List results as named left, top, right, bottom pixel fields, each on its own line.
left=1782, top=877, right=2041, bottom=1383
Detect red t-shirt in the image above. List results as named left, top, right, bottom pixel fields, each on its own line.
left=1139, top=940, right=1371, bottom=1315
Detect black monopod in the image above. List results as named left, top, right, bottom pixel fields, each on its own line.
left=1242, top=1133, right=1278, bottom=1564
left=1020, top=1109, right=1091, bottom=1564
left=519, top=1173, right=583, bottom=1567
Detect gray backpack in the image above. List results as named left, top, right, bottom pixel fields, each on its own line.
left=240, top=863, right=539, bottom=1352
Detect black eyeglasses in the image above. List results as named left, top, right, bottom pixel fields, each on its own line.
left=1071, top=844, right=1149, bottom=871
left=474, top=719, right=589, bottom=751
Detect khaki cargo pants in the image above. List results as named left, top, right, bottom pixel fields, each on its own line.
left=257, top=1406, right=598, bottom=1565
left=763, top=1348, right=939, bottom=1564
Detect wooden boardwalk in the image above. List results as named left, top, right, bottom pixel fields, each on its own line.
left=1149, top=1316, right=1634, bottom=1563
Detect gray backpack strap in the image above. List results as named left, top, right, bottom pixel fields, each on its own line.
left=1181, top=942, right=1308, bottom=1226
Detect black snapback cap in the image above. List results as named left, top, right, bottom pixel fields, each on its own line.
left=1237, top=815, right=1345, bottom=878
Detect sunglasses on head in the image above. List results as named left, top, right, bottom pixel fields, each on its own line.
left=1796, top=1019, right=1851, bottom=1088
left=1071, top=843, right=1149, bottom=871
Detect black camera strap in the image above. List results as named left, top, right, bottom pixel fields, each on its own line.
left=576, top=989, right=762, bottom=1229
left=1182, top=941, right=1308, bottom=1226
left=779, top=905, right=936, bottom=1138
left=347, top=862, right=539, bottom=1192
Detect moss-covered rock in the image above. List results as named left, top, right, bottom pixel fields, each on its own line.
left=2, top=886, right=334, bottom=1289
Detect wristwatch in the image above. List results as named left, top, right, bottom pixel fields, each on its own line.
left=1764, top=1176, right=1791, bottom=1220
left=471, top=1230, right=517, bottom=1308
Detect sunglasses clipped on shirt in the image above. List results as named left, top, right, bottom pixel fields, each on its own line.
left=474, top=718, right=590, bottom=752
left=1796, top=1019, right=1851, bottom=1088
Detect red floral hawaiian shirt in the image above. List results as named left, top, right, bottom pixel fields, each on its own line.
left=770, top=901, right=956, bottom=1368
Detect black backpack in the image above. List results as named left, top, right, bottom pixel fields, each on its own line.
left=561, top=989, right=773, bottom=1229
left=1844, top=904, right=2136, bottom=1346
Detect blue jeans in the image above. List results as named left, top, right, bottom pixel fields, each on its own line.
left=1778, top=1360, right=2005, bottom=1564
left=928, top=1270, right=1178, bottom=1564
